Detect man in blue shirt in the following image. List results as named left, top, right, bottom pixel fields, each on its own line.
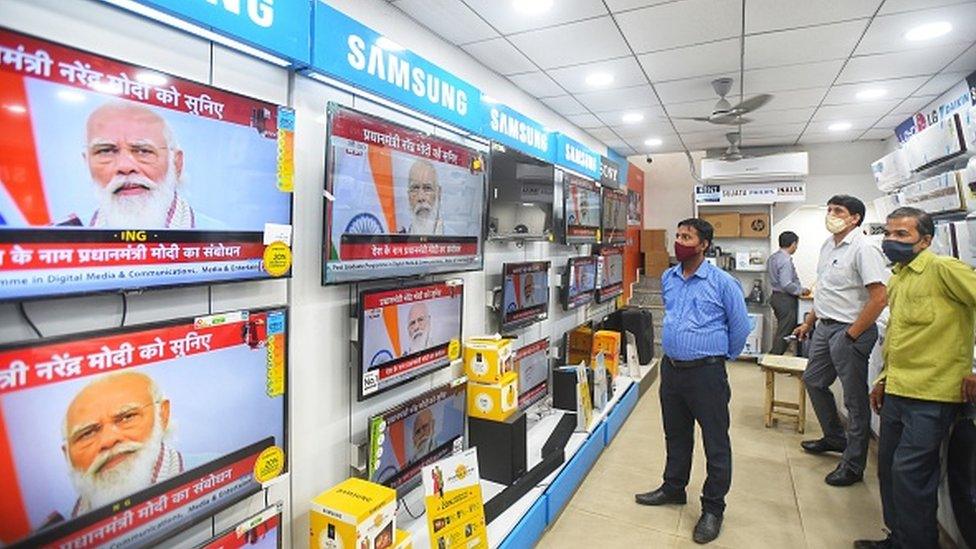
left=767, top=231, right=809, bottom=355
left=635, top=218, right=750, bottom=545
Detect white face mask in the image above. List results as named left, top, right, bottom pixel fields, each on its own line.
left=825, top=214, right=849, bottom=234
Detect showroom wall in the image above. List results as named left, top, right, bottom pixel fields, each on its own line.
left=0, top=1, right=619, bottom=547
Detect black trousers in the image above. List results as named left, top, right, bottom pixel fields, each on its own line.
left=878, top=394, right=959, bottom=549
left=660, top=356, right=732, bottom=516
left=769, top=291, right=798, bottom=355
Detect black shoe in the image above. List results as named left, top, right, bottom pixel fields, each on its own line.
left=693, top=512, right=723, bottom=544
left=825, top=463, right=863, bottom=486
left=853, top=537, right=892, bottom=548
left=634, top=487, right=687, bottom=506
left=801, top=438, right=847, bottom=454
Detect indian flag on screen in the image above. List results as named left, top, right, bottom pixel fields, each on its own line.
left=329, top=138, right=400, bottom=256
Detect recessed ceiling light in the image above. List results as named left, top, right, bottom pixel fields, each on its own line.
left=376, top=36, right=404, bottom=51
left=585, top=72, right=614, bottom=87
left=644, top=137, right=663, bottom=147
left=135, top=71, right=168, bottom=86
left=4, top=104, right=27, bottom=114
left=513, top=0, right=554, bottom=15
left=57, top=90, right=85, bottom=103
left=905, top=21, right=952, bottom=42
left=828, top=122, right=852, bottom=132
left=622, top=112, right=644, bottom=124
left=855, top=88, right=887, bottom=101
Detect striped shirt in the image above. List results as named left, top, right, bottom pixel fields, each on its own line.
left=661, top=260, right=751, bottom=361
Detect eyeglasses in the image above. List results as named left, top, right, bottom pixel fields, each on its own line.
left=89, top=143, right=168, bottom=165
left=68, top=401, right=157, bottom=448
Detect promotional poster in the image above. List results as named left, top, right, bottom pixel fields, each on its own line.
left=0, top=30, right=294, bottom=301
left=563, top=174, right=601, bottom=243
left=199, top=504, right=282, bottom=549
left=623, top=164, right=644, bottom=301
left=627, top=189, right=642, bottom=227
left=324, top=105, right=486, bottom=284
left=601, top=188, right=627, bottom=245
left=596, top=246, right=624, bottom=303
left=0, top=308, right=288, bottom=548
left=358, top=280, right=463, bottom=400
left=501, top=261, right=550, bottom=331
left=367, top=379, right=466, bottom=492
left=564, top=256, right=596, bottom=310
left=514, top=337, right=550, bottom=411
left=422, top=447, right=488, bottom=549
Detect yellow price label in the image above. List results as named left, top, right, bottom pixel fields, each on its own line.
left=254, top=446, right=285, bottom=483
left=447, top=339, right=461, bottom=361
left=263, top=242, right=291, bottom=277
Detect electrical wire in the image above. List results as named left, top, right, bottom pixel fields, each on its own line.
left=400, top=497, right=425, bottom=520
left=17, top=302, right=42, bottom=338
left=120, top=293, right=128, bottom=327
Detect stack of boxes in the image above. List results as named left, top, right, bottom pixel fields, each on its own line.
left=590, top=330, right=621, bottom=379
left=464, top=336, right=518, bottom=422
left=641, top=229, right=670, bottom=278
left=310, top=477, right=412, bottom=549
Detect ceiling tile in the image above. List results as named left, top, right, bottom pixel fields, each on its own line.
left=462, top=38, right=536, bottom=76
left=464, top=0, right=608, bottom=35
left=617, top=0, right=742, bottom=53
left=822, top=76, right=930, bottom=104
left=745, top=20, right=868, bottom=69
left=746, top=107, right=817, bottom=125
left=664, top=99, right=722, bottom=118
left=859, top=128, right=896, bottom=140
left=630, top=133, right=686, bottom=153
left=745, top=0, right=879, bottom=34
left=654, top=73, right=739, bottom=104
left=743, top=126, right=805, bottom=139
left=595, top=106, right=667, bottom=124
left=798, top=131, right=859, bottom=144
left=874, top=113, right=912, bottom=129
left=608, top=120, right=677, bottom=139
left=856, top=3, right=976, bottom=55
left=564, top=112, right=606, bottom=128
left=547, top=57, right=647, bottom=93
left=508, top=71, right=566, bottom=98
left=741, top=135, right=802, bottom=147
left=744, top=60, right=846, bottom=93
left=913, top=71, right=973, bottom=96
left=586, top=126, right=623, bottom=141
left=806, top=117, right=879, bottom=132
left=838, top=43, right=969, bottom=83
left=605, top=0, right=675, bottom=12
left=671, top=117, right=728, bottom=132
left=943, top=42, right=976, bottom=73
left=541, top=95, right=589, bottom=115
left=880, top=0, right=976, bottom=15
left=638, top=39, right=740, bottom=82
left=811, top=100, right=901, bottom=121
left=508, top=17, right=630, bottom=69
left=756, top=87, right=829, bottom=109
left=888, top=95, right=938, bottom=116
left=392, top=0, right=499, bottom=45
left=576, top=84, right=660, bottom=113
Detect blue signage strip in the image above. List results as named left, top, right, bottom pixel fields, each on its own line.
left=606, top=149, right=629, bottom=187
left=311, top=3, right=482, bottom=133
left=555, top=134, right=601, bottom=180
left=124, top=0, right=311, bottom=64
left=481, top=102, right=554, bottom=162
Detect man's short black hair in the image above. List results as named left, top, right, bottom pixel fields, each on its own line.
left=827, top=195, right=866, bottom=226
left=778, top=231, right=799, bottom=248
left=887, top=206, right=935, bottom=238
left=677, top=218, right=714, bottom=249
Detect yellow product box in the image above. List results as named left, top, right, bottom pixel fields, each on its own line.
left=467, top=372, right=519, bottom=422
left=463, top=335, right=514, bottom=384
left=310, top=478, right=397, bottom=549
left=567, top=325, right=594, bottom=367
left=392, top=528, right=412, bottom=549
left=591, top=330, right=622, bottom=378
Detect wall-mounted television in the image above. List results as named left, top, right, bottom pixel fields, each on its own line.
left=0, top=29, right=294, bottom=302
left=562, top=172, right=601, bottom=244
left=596, top=246, right=624, bottom=303
left=500, top=261, right=550, bottom=332
left=514, top=337, right=550, bottom=411
left=561, top=255, right=596, bottom=311
left=199, top=503, right=282, bottom=549
left=601, top=188, right=628, bottom=245
left=0, top=307, right=288, bottom=548
left=323, top=105, right=486, bottom=284
left=486, top=143, right=555, bottom=240
left=358, top=279, right=464, bottom=400
left=367, top=378, right=466, bottom=494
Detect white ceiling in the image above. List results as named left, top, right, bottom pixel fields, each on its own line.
left=390, top=0, right=976, bottom=155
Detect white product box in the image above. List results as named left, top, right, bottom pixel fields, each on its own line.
left=901, top=171, right=966, bottom=215
left=871, top=148, right=911, bottom=192
left=742, top=313, right=764, bottom=356
left=905, top=113, right=967, bottom=172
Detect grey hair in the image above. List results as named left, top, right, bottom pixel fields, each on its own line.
left=85, top=100, right=182, bottom=151
left=62, top=371, right=164, bottom=441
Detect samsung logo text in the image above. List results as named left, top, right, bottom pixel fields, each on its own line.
left=203, top=0, right=274, bottom=27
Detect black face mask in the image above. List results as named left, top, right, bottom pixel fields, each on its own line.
left=882, top=239, right=921, bottom=265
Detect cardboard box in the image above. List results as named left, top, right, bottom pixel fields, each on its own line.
left=468, top=372, right=519, bottom=421
left=310, top=478, right=396, bottom=549
left=640, top=229, right=667, bottom=253
left=740, top=213, right=770, bottom=238
left=566, top=325, right=594, bottom=366
left=393, top=529, right=412, bottom=549
left=702, top=212, right=740, bottom=238
left=463, top=335, right=514, bottom=384
left=644, top=250, right=671, bottom=278
left=591, top=330, right=621, bottom=378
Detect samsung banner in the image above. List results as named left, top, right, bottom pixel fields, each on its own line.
left=481, top=102, right=554, bottom=162
left=555, top=134, right=601, bottom=180
left=120, top=0, right=311, bottom=64
left=695, top=183, right=806, bottom=205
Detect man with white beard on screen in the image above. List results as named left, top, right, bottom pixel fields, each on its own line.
left=403, top=158, right=443, bottom=235
left=405, top=302, right=432, bottom=356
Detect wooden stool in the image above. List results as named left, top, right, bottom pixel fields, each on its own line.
left=758, top=354, right=808, bottom=433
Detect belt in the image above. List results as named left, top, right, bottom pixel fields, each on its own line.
left=665, top=355, right=725, bottom=368
left=819, top=318, right=846, bottom=325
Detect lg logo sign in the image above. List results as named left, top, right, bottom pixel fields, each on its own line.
left=204, top=0, right=275, bottom=28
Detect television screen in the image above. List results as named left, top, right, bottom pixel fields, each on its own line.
left=596, top=246, right=624, bottom=303
left=601, top=188, right=628, bottom=245
left=0, top=307, right=288, bottom=548
left=367, top=379, right=466, bottom=493
left=562, top=255, right=596, bottom=310
left=199, top=504, right=282, bottom=549
left=563, top=172, right=601, bottom=244
left=0, top=29, right=294, bottom=302
left=514, top=337, right=550, bottom=411
left=324, top=105, right=486, bottom=284
left=486, top=143, right=555, bottom=240
left=500, top=261, right=550, bottom=331
left=358, top=279, right=464, bottom=400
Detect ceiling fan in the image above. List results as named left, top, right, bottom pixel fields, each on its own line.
left=674, top=77, right=772, bottom=126
left=721, top=131, right=744, bottom=161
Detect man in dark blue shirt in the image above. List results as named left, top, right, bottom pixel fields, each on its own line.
left=635, top=218, right=750, bottom=545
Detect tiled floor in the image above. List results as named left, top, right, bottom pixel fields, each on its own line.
left=538, top=361, right=887, bottom=548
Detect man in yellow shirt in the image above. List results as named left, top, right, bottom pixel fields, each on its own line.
left=855, top=207, right=976, bottom=549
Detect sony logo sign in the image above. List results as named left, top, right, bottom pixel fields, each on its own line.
left=203, top=0, right=274, bottom=28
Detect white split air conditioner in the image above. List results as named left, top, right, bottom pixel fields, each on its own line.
left=701, top=152, right=809, bottom=182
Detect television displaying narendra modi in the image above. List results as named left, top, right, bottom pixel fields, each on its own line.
left=323, top=104, right=486, bottom=284
left=0, top=307, right=288, bottom=548
left=0, top=29, right=295, bottom=301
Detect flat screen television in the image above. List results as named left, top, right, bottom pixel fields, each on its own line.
left=562, top=172, right=601, bottom=244
left=486, top=143, right=555, bottom=240
left=358, top=279, right=464, bottom=400
left=323, top=104, right=486, bottom=284
left=199, top=503, right=282, bottom=549
left=596, top=246, right=624, bottom=303
left=601, top=188, right=628, bottom=245
left=514, top=337, right=550, bottom=411
left=561, top=255, right=596, bottom=311
left=367, top=378, right=467, bottom=494
left=0, top=29, right=294, bottom=302
left=500, top=261, right=550, bottom=331
left=0, top=307, right=288, bottom=548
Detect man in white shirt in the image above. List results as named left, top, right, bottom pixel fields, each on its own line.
left=794, top=195, right=889, bottom=487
